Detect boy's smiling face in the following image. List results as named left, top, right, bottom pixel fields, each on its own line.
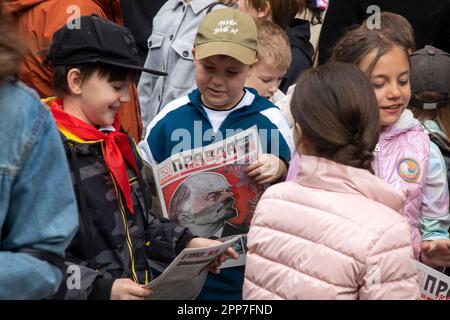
left=68, top=70, right=131, bottom=127
left=194, top=53, right=252, bottom=110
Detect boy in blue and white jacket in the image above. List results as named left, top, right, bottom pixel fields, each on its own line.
left=139, top=8, right=293, bottom=299
left=137, top=0, right=227, bottom=133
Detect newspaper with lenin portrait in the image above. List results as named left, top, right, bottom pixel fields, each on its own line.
left=151, top=126, right=267, bottom=268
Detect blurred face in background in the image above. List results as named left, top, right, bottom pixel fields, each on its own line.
left=246, top=58, right=286, bottom=99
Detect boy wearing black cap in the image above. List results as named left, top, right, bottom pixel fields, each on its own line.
left=46, top=15, right=237, bottom=300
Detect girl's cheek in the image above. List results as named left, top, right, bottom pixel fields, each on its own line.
left=374, top=89, right=384, bottom=106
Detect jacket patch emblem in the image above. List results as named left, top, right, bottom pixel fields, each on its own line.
left=397, top=158, right=421, bottom=183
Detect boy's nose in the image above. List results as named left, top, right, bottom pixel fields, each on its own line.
left=211, top=75, right=224, bottom=86
left=268, top=85, right=277, bottom=94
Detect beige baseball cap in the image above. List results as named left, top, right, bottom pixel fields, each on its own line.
left=194, top=8, right=258, bottom=65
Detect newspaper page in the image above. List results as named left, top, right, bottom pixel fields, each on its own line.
left=218, top=234, right=247, bottom=269
left=152, top=126, right=268, bottom=268
left=145, top=236, right=240, bottom=300
left=415, top=261, right=450, bottom=300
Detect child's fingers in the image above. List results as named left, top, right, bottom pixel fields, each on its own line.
left=246, top=160, right=264, bottom=172
left=421, top=241, right=431, bottom=253
left=439, top=240, right=450, bottom=250
left=253, top=166, right=277, bottom=181
left=225, top=248, right=239, bottom=259
left=247, top=165, right=264, bottom=177
left=209, top=266, right=220, bottom=274
left=257, top=176, right=277, bottom=185
left=128, top=285, right=153, bottom=297
left=256, top=167, right=280, bottom=183
left=253, top=173, right=273, bottom=183
left=217, top=255, right=227, bottom=263
left=125, top=295, right=146, bottom=300
left=253, top=174, right=268, bottom=182
left=209, top=260, right=221, bottom=274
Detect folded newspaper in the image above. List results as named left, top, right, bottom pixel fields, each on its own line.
left=144, top=236, right=240, bottom=300
left=415, top=261, right=450, bottom=300
left=150, top=126, right=268, bottom=268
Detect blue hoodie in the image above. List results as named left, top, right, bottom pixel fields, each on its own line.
left=140, top=87, right=293, bottom=166
left=139, top=87, right=293, bottom=299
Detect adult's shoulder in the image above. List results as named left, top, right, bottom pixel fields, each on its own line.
left=0, top=80, right=46, bottom=119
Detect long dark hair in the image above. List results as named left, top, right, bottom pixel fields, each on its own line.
left=0, top=0, right=24, bottom=82
left=291, top=63, right=380, bottom=173
left=331, top=14, right=411, bottom=75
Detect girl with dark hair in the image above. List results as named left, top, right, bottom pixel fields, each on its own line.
left=290, top=22, right=450, bottom=269
left=332, top=26, right=450, bottom=270
left=244, top=63, right=419, bottom=299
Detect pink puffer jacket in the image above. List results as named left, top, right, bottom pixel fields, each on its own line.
left=244, top=155, right=420, bottom=300
left=287, top=110, right=430, bottom=260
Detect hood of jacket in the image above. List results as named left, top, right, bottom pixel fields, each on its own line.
left=381, top=109, right=424, bottom=140
left=297, top=154, right=406, bottom=213
left=286, top=18, right=314, bottom=60
left=187, top=87, right=278, bottom=121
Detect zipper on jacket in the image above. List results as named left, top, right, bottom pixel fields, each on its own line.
left=101, top=142, right=140, bottom=284
left=374, top=143, right=381, bottom=175
left=129, top=176, right=152, bottom=284
left=130, top=178, right=147, bottom=221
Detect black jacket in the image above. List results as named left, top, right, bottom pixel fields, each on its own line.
left=318, top=0, right=450, bottom=64
left=120, top=0, right=167, bottom=66
left=54, top=130, right=194, bottom=299
left=280, top=18, right=314, bottom=93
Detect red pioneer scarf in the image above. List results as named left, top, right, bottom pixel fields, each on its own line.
left=50, top=99, right=137, bottom=213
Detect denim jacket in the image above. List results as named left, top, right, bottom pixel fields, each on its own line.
left=0, top=80, right=78, bottom=299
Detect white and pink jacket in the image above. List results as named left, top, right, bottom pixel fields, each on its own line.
left=373, top=110, right=428, bottom=259
left=244, top=155, right=420, bottom=300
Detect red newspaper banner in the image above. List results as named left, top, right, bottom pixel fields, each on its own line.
left=152, top=127, right=268, bottom=243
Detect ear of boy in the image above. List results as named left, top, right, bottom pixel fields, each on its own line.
left=247, top=57, right=260, bottom=73
left=258, top=1, right=271, bottom=19
left=67, top=68, right=83, bottom=95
